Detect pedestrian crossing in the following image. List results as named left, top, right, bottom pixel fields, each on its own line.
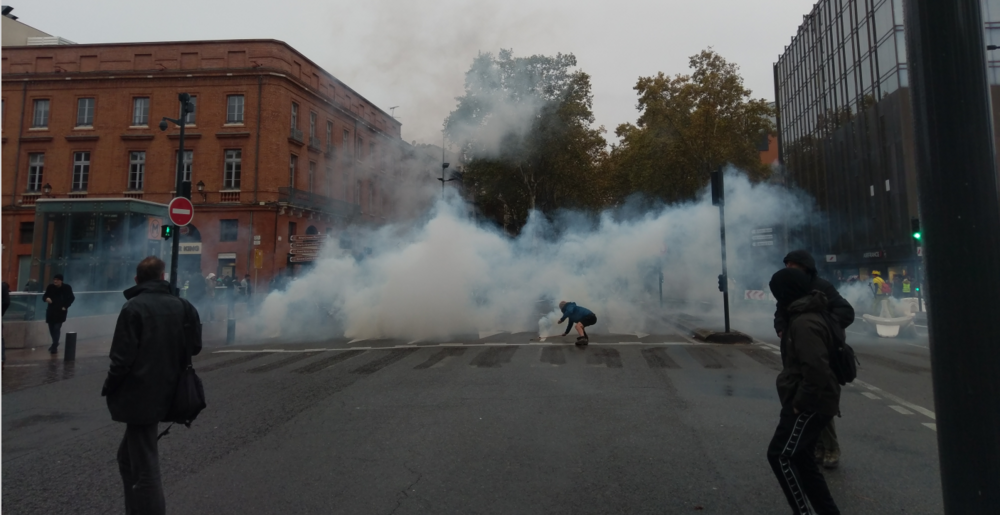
left=198, top=344, right=784, bottom=375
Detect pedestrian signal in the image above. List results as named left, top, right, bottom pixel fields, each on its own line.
left=718, top=274, right=726, bottom=293
left=911, top=218, right=921, bottom=240
left=161, top=225, right=173, bottom=239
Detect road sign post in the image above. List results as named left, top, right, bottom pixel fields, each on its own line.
left=160, top=93, right=195, bottom=296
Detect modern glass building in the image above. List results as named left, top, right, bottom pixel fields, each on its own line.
left=774, top=0, right=1000, bottom=283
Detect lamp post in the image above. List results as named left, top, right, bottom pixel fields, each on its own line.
left=438, top=162, right=456, bottom=199
left=42, top=183, right=52, bottom=197
left=158, top=93, right=195, bottom=296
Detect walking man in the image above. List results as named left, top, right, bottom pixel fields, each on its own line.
left=43, top=274, right=75, bottom=355
left=558, top=301, right=597, bottom=346
left=767, top=267, right=842, bottom=515
left=776, top=250, right=854, bottom=469
left=102, top=257, right=202, bottom=515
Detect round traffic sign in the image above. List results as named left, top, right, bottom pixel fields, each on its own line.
left=168, top=197, right=195, bottom=226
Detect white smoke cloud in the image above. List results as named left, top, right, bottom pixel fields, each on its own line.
left=255, top=169, right=818, bottom=342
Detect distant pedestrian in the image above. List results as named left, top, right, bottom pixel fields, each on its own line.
left=870, top=270, right=891, bottom=314
left=43, top=274, right=75, bottom=355
left=204, top=273, right=217, bottom=321
left=241, top=274, right=252, bottom=306
left=776, top=250, right=854, bottom=469
left=557, top=301, right=597, bottom=346
left=902, top=276, right=913, bottom=297
left=767, top=267, right=841, bottom=515
left=101, top=256, right=202, bottom=515
left=891, top=274, right=904, bottom=299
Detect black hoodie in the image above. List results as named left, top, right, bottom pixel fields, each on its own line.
left=774, top=250, right=855, bottom=335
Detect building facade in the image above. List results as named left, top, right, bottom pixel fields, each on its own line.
left=774, top=0, right=1000, bottom=283
left=2, top=39, right=408, bottom=292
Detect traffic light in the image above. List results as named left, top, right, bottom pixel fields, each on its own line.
left=718, top=274, right=726, bottom=293
left=911, top=218, right=921, bottom=240
left=161, top=225, right=173, bottom=239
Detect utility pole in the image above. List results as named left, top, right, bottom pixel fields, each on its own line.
left=904, top=1, right=1000, bottom=512
left=438, top=131, right=454, bottom=198
left=159, top=93, right=195, bottom=296
left=711, top=168, right=731, bottom=333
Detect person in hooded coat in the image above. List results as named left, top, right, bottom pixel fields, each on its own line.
left=102, top=256, right=201, bottom=515
left=558, top=301, right=597, bottom=346
left=767, top=267, right=841, bottom=515
left=775, top=250, right=854, bottom=469
left=43, top=274, right=75, bottom=355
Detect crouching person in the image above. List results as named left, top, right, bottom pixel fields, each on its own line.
left=102, top=257, right=202, bottom=515
left=766, top=267, right=841, bottom=515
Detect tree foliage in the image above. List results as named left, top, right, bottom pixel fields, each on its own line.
left=607, top=49, right=775, bottom=204
left=444, top=50, right=607, bottom=232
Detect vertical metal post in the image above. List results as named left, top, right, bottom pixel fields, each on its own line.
left=904, top=0, right=1000, bottom=512
left=169, top=99, right=187, bottom=296
left=659, top=270, right=663, bottom=308
left=719, top=200, right=731, bottom=334
left=63, top=332, right=76, bottom=362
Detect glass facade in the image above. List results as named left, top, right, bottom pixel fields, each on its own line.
left=774, top=0, right=1000, bottom=275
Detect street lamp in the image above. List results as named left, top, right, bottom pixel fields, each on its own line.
left=437, top=162, right=456, bottom=198
left=159, top=92, right=195, bottom=296
left=42, top=183, right=52, bottom=197
left=196, top=180, right=206, bottom=202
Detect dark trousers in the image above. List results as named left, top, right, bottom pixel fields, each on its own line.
left=117, top=423, right=165, bottom=515
left=767, top=411, right=840, bottom=515
left=47, top=323, right=62, bottom=352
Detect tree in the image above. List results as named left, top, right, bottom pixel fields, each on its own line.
left=445, top=50, right=607, bottom=231
left=609, top=49, right=775, bottom=203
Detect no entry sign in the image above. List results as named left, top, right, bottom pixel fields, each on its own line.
left=168, top=197, right=194, bottom=226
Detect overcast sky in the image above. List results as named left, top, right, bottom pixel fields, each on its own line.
left=13, top=0, right=810, bottom=146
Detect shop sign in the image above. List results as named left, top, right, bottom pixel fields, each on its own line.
left=179, top=243, right=202, bottom=255
left=863, top=251, right=883, bottom=258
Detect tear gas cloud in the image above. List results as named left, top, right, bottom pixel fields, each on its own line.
left=256, top=171, right=819, bottom=342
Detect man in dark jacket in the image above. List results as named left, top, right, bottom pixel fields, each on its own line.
left=767, top=268, right=841, bottom=515
left=775, top=250, right=854, bottom=469
left=558, top=301, right=597, bottom=346
left=43, top=274, right=75, bottom=355
left=101, top=257, right=202, bottom=515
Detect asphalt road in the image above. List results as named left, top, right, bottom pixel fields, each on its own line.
left=2, top=322, right=941, bottom=514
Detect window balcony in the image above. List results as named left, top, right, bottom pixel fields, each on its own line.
left=220, top=190, right=241, bottom=203
left=123, top=192, right=144, bottom=199
left=278, top=187, right=361, bottom=219
left=289, top=128, right=304, bottom=145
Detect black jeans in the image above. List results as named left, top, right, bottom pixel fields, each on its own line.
left=47, top=323, right=62, bottom=352
left=117, top=423, right=165, bottom=515
left=767, top=411, right=840, bottom=515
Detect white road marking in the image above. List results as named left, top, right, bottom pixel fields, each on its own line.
left=211, top=340, right=711, bottom=354
left=889, top=405, right=914, bottom=415
left=922, top=423, right=937, bottom=431
left=478, top=331, right=503, bottom=339
left=771, top=350, right=782, bottom=355
left=861, top=392, right=881, bottom=400
left=854, top=379, right=936, bottom=420
left=904, top=342, right=929, bottom=349
left=3, top=363, right=40, bottom=367
left=634, top=332, right=650, bottom=339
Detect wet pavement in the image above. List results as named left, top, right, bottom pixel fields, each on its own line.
left=2, top=321, right=942, bottom=514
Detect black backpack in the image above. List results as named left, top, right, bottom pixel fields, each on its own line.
left=160, top=298, right=206, bottom=439
left=820, top=311, right=860, bottom=385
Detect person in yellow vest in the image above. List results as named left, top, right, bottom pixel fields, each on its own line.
left=902, top=276, right=912, bottom=297
left=871, top=270, right=892, bottom=314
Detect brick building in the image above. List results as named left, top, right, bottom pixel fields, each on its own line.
left=2, top=39, right=410, bottom=292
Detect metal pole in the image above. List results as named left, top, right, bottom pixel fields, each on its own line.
left=719, top=200, right=731, bottom=334
left=63, top=332, right=76, bottom=362
left=169, top=100, right=187, bottom=296
left=904, top=0, right=1000, bottom=512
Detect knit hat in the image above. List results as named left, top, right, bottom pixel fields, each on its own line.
left=769, top=268, right=813, bottom=305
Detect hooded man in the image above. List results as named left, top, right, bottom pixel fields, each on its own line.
left=44, top=274, right=76, bottom=355
left=558, top=301, right=597, bottom=346
left=776, top=250, right=854, bottom=469
left=767, top=267, right=842, bottom=515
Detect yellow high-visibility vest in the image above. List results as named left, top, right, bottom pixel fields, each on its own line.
left=902, top=280, right=911, bottom=293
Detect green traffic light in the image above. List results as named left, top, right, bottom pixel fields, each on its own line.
left=913, top=232, right=921, bottom=240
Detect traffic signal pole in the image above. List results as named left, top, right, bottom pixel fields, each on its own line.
left=904, top=1, right=1000, bottom=512
left=711, top=169, right=731, bottom=333
left=162, top=94, right=193, bottom=296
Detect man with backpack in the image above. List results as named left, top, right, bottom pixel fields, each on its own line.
left=775, top=250, right=854, bottom=469
left=101, top=257, right=202, bottom=515
left=767, top=267, right=843, bottom=515
left=871, top=270, right=892, bottom=314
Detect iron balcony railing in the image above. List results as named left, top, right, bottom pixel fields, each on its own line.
left=278, top=187, right=361, bottom=218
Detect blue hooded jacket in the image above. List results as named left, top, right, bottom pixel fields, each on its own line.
left=558, top=302, right=594, bottom=334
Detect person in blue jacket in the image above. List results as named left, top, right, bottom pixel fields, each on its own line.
left=558, top=301, right=597, bottom=346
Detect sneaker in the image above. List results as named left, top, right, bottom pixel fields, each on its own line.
left=823, top=451, right=840, bottom=469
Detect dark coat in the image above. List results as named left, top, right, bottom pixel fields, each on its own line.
left=102, top=280, right=202, bottom=425
left=776, top=291, right=842, bottom=417
left=43, top=283, right=75, bottom=324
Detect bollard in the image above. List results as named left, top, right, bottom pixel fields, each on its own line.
left=227, top=319, right=236, bottom=345
left=64, top=332, right=77, bottom=362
